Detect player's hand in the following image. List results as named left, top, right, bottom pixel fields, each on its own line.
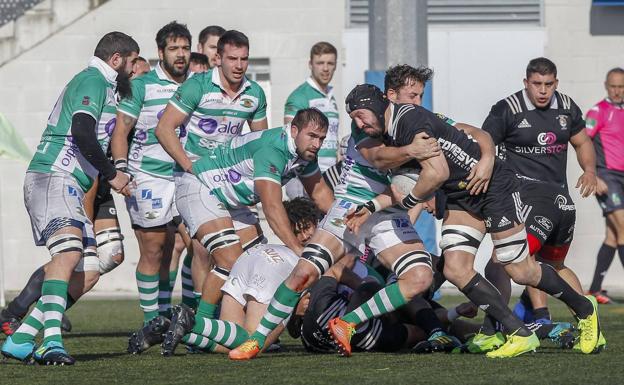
left=466, top=154, right=494, bottom=195
left=345, top=207, right=371, bottom=235
left=596, top=176, right=608, bottom=196
left=408, top=132, right=441, bottom=161
left=456, top=302, right=478, bottom=318
left=109, top=170, right=133, bottom=197
left=576, top=170, right=597, bottom=198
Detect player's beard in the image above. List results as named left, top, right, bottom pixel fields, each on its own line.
left=163, top=56, right=189, bottom=78
left=116, top=68, right=132, bottom=100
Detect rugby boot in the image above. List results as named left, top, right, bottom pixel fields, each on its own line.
left=34, top=341, right=75, bottom=366
left=161, top=304, right=195, bottom=357
left=327, top=317, right=356, bottom=357
left=577, top=295, right=600, bottom=354
left=229, top=339, right=261, bottom=360
left=412, top=331, right=461, bottom=354
left=127, top=315, right=170, bottom=354
left=1, top=335, right=35, bottom=362
left=454, top=331, right=505, bottom=354
left=486, top=331, right=539, bottom=358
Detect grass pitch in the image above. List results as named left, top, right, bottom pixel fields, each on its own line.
left=1, top=296, right=622, bottom=385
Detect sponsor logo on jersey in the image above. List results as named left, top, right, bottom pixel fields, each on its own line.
left=534, top=215, right=553, bottom=231
left=557, top=115, right=568, bottom=130
left=105, top=118, right=116, bottom=136
left=135, top=129, right=147, bottom=142
left=458, top=180, right=468, bottom=190
left=82, top=96, right=90, bottom=106
left=176, top=123, right=187, bottom=138
left=529, top=224, right=547, bottom=239
left=240, top=98, right=254, bottom=108
left=228, top=169, right=242, bottom=183
left=612, top=193, right=621, bottom=206
left=555, top=194, right=575, bottom=211
left=108, top=207, right=116, bottom=216
left=198, top=118, right=219, bottom=134
left=141, top=189, right=152, bottom=200
left=392, top=218, right=411, bottom=228
left=537, top=132, right=557, bottom=145
left=484, top=217, right=492, bottom=228
left=68, top=186, right=78, bottom=196
left=269, top=164, right=279, bottom=175
left=152, top=198, right=162, bottom=209
left=157, top=109, right=165, bottom=120
left=61, top=142, right=79, bottom=167
left=518, top=118, right=532, bottom=128
left=338, top=200, right=352, bottom=209
left=437, top=138, right=478, bottom=170
left=498, top=216, right=511, bottom=227
left=330, top=217, right=345, bottom=228
left=263, top=248, right=285, bottom=263
left=145, top=211, right=160, bottom=219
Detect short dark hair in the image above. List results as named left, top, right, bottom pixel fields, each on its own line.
left=283, top=197, right=322, bottom=234
left=291, top=108, right=329, bottom=132
left=526, top=57, right=557, bottom=79
left=198, top=25, right=226, bottom=45
left=190, top=52, right=208, bottom=66
left=606, top=67, right=624, bottom=81
left=310, top=41, right=337, bottom=60
left=384, top=64, right=433, bottom=93
left=156, top=21, right=192, bottom=51
left=217, top=30, right=249, bottom=55
left=94, top=32, right=139, bottom=61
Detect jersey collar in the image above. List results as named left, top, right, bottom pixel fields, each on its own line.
left=88, top=56, right=118, bottom=87
left=284, top=124, right=298, bottom=157
left=306, top=77, right=333, bottom=97
left=522, top=89, right=558, bottom=110
left=211, top=67, right=252, bottom=98
left=605, top=97, right=624, bottom=109
left=155, top=62, right=187, bottom=84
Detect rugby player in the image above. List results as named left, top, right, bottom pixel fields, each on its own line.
left=480, top=58, right=604, bottom=351
left=189, top=52, right=209, bottom=73
left=1, top=32, right=139, bottom=365
left=132, top=57, right=151, bottom=79
left=341, top=84, right=601, bottom=358
left=155, top=30, right=278, bottom=353
left=111, top=21, right=194, bottom=354
left=197, top=25, right=226, bottom=69
left=587, top=67, right=624, bottom=304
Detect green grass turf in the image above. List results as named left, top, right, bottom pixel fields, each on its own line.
left=1, top=296, right=622, bottom=385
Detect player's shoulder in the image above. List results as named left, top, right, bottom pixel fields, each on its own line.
left=244, top=77, right=266, bottom=97
left=71, top=67, right=108, bottom=90
left=495, top=90, right=524, bottom=115
left=554, top=90, right=577, bottom=111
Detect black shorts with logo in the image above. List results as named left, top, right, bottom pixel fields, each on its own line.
left=519, top=180, right=575, bottom=247
left=445, top=162, right=523, bottom=233
left=596, top=169, right=624, bottom=216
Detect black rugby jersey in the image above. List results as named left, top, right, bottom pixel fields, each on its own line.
left=386, top=103, right=482, bottom=197
left=481, top=90, right=585, bottom=188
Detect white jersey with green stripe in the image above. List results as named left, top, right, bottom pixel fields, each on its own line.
left=333, top=122, right=391, bottom=204
left=285, top=78, right=339, bottom=172
left=169, top=67, right=267, bottom=162
left=192, top=126, right=319, bottom=209
left=118, top=64, right=184, bottom=180
left=28, top=56, right=118, bottom=192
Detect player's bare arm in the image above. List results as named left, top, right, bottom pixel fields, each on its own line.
left=455, top=122, right=495, bottom=195
left=570, top=129, right=597, bottom=197
left=357, top=133, right=440, bottom=171
left=300, top=171, right=334, bottom=213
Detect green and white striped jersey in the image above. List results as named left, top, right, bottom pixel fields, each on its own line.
left=285, top=77, right=339, bottom=172
left=192, top=126, right=319, bottom=209
left=169, top=67, right=267, bottom=163
left=118, top=64, right=183, bottom=180
left=333, top=122, right=391, bottom=204
left=28, top=56, right=118, bottom=192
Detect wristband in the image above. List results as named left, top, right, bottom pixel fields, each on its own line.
left=401, top=191, right=429, bottom=209
left=356, top=198, right=381, bottom=215
left=114, top=158, right=128, bottom=173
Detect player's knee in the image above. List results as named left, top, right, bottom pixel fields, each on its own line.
left=504, top=258, right=538, bottom=286
left=82, top=270, right=100, bottom=292
left=493, top=229, right=529, bottom=265
left=290, top=261, right=320, bottom=291
left=300, top=243, right=334, bottom=277
left=440, top=225, right=484, bottom=256
left=392, top=250, right=433, bottom=298
left=200, top=227, right=240, bottom=255
left=96, top=227, right=124, bottom=274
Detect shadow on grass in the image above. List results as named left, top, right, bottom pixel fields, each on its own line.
left=72, top=351, right=128, bottom=361
left=64, top=331, right=132, bottom=339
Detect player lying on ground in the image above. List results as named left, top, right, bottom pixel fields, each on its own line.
left=160, top=197, right=321, bottom=354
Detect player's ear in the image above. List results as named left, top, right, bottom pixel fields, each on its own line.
left=523, top=78, right=529, bottom=89
left=291, top=123, right=298, bottom=138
